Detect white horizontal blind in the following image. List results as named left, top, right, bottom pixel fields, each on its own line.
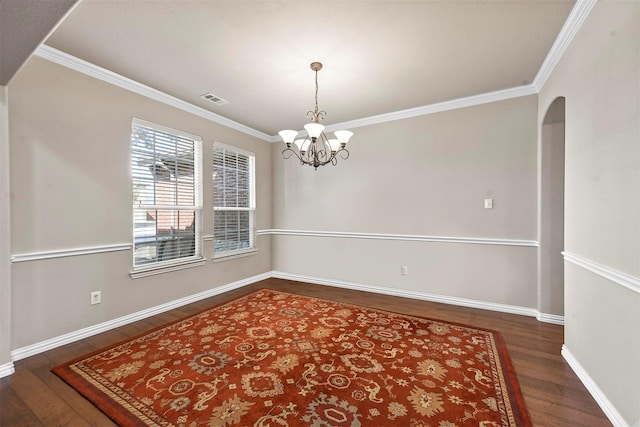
left=213, top=143, right=255, bottom=256
left=131, top=118, right=202, bottom=268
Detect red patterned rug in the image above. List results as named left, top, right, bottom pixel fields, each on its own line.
left=53, top=289, right=531, bottom=426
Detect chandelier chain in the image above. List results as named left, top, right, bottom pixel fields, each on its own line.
left=307, top=64, right=326, bottom=123
left=314, top=68, right=319, bottom=119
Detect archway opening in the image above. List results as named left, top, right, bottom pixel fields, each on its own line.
left=539, top=97, right=565, bottom=318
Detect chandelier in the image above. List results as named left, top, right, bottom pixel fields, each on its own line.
left=279, top=62, right=353, bottom=169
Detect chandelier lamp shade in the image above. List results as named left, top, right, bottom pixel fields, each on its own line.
left=279, top=62, right=353, bottom=170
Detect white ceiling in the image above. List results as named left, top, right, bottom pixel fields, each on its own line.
left=43, top=0, right=575, bottom=137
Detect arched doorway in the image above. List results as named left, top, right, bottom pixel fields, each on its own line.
left=539, top=97, right=565, bottom=320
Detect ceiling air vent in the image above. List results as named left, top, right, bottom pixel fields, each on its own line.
left=200, top=93, right=229, bottom=106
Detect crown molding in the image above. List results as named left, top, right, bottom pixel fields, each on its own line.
left=533, top=0, right=597, bottom=91
left=33, top=45, right=537, bottom=145
left=34, top=45, right=272, bottom=142
left=35, top=0, right=595, bottom=145
left=322, top=85, right=538, bottom=134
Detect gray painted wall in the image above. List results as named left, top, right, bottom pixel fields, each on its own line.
left=539, top=119, right=565, bottom=316
left=0, top=87, right=11, bottom=369
left=539, top=1, right=640, bottom=424
left=8, top=57, right=273, bottom=349
left=272, top=96, right=539, bottom=310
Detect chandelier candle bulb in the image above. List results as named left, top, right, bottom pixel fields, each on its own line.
left=280, top=61, right=353, bottom=169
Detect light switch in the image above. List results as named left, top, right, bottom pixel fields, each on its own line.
left=484, top=198, right=493, bottom=209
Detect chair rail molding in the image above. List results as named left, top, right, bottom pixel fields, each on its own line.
left=258, top=229, right=538, bottom=247
left=562, top=251, right=640, bottom=295
left=11, top=243, right=132, bottom=263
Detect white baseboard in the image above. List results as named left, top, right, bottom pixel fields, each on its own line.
left=10, top=272, right=271, bottom=362
left=7, top=270, right=565, bottom=377
left=271, top=271, right=541, bottom=319
left=561, top=345, right=629, bottom=427
left=0, top=361, right=15, bottom=378
left=536, top=312, right=565, bottom=325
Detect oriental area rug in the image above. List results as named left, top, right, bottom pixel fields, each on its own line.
left=53, top=289, right=531, bottom=426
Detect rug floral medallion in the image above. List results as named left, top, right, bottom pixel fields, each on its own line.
left=53, top=289, right=531, bottom=426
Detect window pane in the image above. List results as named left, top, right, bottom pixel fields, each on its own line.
left=214, top=210, right=251, bottom=252
left=213, top=145, right=255, bottom=256
left=213, top=148, right=251, bottom=208
left=132, top=120, right=201, bottom=268
left=133, top=209, right=196, bottom=265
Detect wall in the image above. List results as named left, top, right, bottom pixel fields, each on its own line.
left=539, top=1, right=640, bottom=424
left=0, top=86, right=12, bottom=373
left=539, top=112, right=565, bottom=317
left=272, top=95, right=539, bottom=311
left=8, top=57, right=272, bottom=350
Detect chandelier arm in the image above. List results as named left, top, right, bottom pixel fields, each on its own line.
left=319, top=151, right=336, bottom=166
left=284, top=145, right=348, bottom=168
left=282, top=148, right=303, bottom=162
left=319, top=132, right=332, bottom=158
left=285, top=148, right=318, bottom=168
left=316, top=132, right=339, bottom=166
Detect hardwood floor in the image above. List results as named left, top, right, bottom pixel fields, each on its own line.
left=0, top=278, right=611, bottom=426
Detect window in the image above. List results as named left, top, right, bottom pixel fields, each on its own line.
left=131, top=118, right=202, bottom=272
left=213, top=143, right=255, bottom=258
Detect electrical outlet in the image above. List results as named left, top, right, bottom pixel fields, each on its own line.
left=90, top=291, right=101, bottom=305
left=401, top=265, right=408, bottom=276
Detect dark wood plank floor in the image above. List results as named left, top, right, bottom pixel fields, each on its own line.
left=0, top=278, right=611, bottom=426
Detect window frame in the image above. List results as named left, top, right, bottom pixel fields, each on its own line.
left=212, top=142, right=257, bottom=260
left=130, top=118, right=204, bottom=278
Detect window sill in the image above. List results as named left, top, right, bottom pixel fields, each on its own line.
left=212, top=248, right=258, bottom=263
left=130, top=258, right=206, bottom=279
